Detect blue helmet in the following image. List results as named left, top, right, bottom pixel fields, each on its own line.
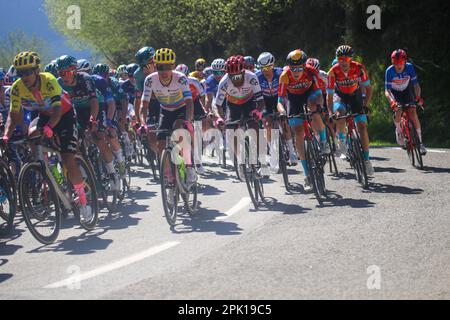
left=135, top=47, right=156, bottom=66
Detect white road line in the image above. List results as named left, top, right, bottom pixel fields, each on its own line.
left=44, top=241, right=180, bottom=289
left=380, top=147, right=448, bottom=154
left=216, top=197, right=251, bottom=221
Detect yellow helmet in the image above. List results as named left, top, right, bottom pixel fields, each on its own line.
left=195, top=58, right=206, bottom=70
left=14, top=51, right=41, bottom=70
left=154, top=48, right=176, bottom=64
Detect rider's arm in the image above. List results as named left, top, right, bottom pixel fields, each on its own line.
left=360, top=65, right=372, bottom=105
left=326, top=69, right=336, bottom=114
left=250, top=74, right=265, bottom=112
left=214, top=78, right=227, bottom=119
left=180, top=76, right=194, bottom=121
left=86, top=77, right=99, bottom=120
left=277, top=72, right=289, bottom=114
left=140, top=75, right=153, bottom=126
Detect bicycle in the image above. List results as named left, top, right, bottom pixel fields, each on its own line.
left=334, top=112, right=370, bottom=189
left=398, top=103, right=425, bottom=170
left=322, top=112, right=339, bottom=176
left=158, top=126, right=198, bottom=227
left=0, top=155, right=16, bottom=236
left=13, top=134, right=99, bottom=244
left=290, top=109, right=327, bottom=204
left=227, top=116, right=267, bottom=210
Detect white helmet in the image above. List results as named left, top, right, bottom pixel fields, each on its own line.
left=211, top=58, right=226, bottom=71
left=175, top=64, right=189, bottom=76
left=257, top=52, right=275, bottom=67
left=77, top=59, right=93, bottom=73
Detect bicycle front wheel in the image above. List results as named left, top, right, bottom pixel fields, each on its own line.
left=75, top=156, right=99, bottom=231
left=160, top=150, right=179, bottom=227
left=0, top=159, right=16, bottom=236
left=409, top=122, right=424, bottom=170
left=19, top=162, right=61, bottom=245
left=305, top=139, right=323, bottom=205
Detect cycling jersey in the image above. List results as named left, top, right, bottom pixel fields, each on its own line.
left=278, top=66, right=321, bottom=100
left=108, top=77, right=127, bottom=106
left=327, top=61, right=370, bottom=95
left=188, top=76, right=205, bottom=102
left=189, top=71, right=203, bottom=81
left=9, top=72, right=71, bottom=115
left=205, top=75, right=221, bottom=97
left=57, top=73, right=97, bottom=110
left=133, top=67, right=146, bottom=99
left=142, top=71, right=192, bottom=111
left=215, top=70, right=263, bottom=107
left=90, top=74, right=114, bottom=104
left=385, top=63, right=418, bottom=92
left=121, top=79, right=136, bottom=104
left=0, top=86, right=9, bottom=117
left=318, top=70, right=328, bottom=95
left=255, top=67, right=283, bottom=98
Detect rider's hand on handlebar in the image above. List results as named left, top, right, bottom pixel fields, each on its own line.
left=43, top=124, right=54, bottom=138
left=137, top=124, right=148, bottom=135
left=416, top=96, right=424, bottom=107
left=250, top=109, right=263, bottom=121
left=1, top=135, right=9, bottom=146
left=390, top=100, right=399, bottom=111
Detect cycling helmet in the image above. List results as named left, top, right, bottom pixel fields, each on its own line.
left=77, top=59, right=93, bottom=73
left=55, top=55, right=77, bottom=71
left=154, top=48, right=176, bottom=64
left=13, top=51, right=41, bottom=70
left=175, top=64, right=189, bottom=76
left=109, top=69, right=119, bottom=78
left=306, top=58, right=321, bottom=71
left=286, top=50, right=308, bottom=66
left=126, top=63, right=139, bottom=76
left=93, top=63, right=110, bottom=76
left=135, top=46, right=156, bottom=66
left=195, top=58, right=206, bottom=71
left=257, top=52, right=275, bottom=67
left=44, top=62, right=59, bottom=76
left=225, top=55, right=245, bottom=75
left=332, top=58, right=338, bottom=66
left=117, top=64, right=128, bottom=74
left=336, top=45, right=354, bottom=58
left=391, top=49, right=407, bottom=64
left=244, top=56, right=255, bottom=70
left=211, top=58, right=226, bottom=71
left=203, top=67, right=213, bottom=78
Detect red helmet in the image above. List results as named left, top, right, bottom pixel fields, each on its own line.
left=391, top=49, right=407, bottom=64
left=225, top=55, right=245, bottom=75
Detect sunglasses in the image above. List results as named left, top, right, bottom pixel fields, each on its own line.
left=213, top=70, right=225, bottom=77
left=230, top=74, right=244, bottom=82
left=290, top=66, right=304, bottom=73
left=338, top=56, right=352, bottom=62
left=156, top=64, right=173, bottom=72
left=59, top=68, right=77, bottom=77
left=262, top=65, right=274, bottom=72
left=17, top=68, right=37, bottom=78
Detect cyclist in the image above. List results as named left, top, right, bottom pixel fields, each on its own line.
left=189, top=58, right=207, bottom=81
left=92, top=63, right=129, bottom=177
left=140, top=48, right=197, bottom=185
left=133, top=47, right=159, bottom=155
left=55, top=55, right=121, bottom=189
left=256, top=52, right=298, bottom=166
left=277, top=49, right=327, bottom=191
left=327, top=45, right=374, bottom=175
left=2, top=51, right=92, bottom=221
left=176, top=64, right=209, bottom=174
left=385, top=49, right=427, bottom=155
left=44, top=62, right=59, bottom=77
left=205, top=59, right=226, bottom=118
left=244, top=56, right=256, bottom=73
left=215, top=55, right=266, bottom=177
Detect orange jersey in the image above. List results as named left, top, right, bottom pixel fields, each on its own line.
left=327, top=61, right=370, bottom=95
left=278, top=66, right=321, bottom=99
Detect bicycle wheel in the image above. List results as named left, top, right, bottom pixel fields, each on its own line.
left=182, top=183, right=198, bottom=216
left=312, top=137, right=327, bottom=196
left=99, top=160, right=118, bottom=212
left=19, top=162, right=61, bottom=244
left=305, top=139, right=322, bottom=205
left=409, top=122, right=424, bottom=170
left=351, top=131, right=369, bottom=189
left=160, top=150, right=179, bottom=226
left=0, top=159, right=16, bottom=236
left=146, top=148, right=159, bottom=181
left=279, top=138, right=291, bottom=192
left=326, top=125, right=338, bottom=175
left=75, top=156, right=99, bottom=230
left=242, top=139, right=260, bottom=210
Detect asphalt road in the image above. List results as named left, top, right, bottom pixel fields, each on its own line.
left=1, top=147, right=449, bottom=300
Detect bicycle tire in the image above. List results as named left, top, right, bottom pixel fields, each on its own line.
left=279, top=138, right=291, bottom=192
left=409, top=122, right=424, bottom=170
left=351, top=130, right=369, bottom=189
left=160, top=149, right=179, bottom=226
left=305, top=139, right=322, bottom=205
left=18, top=162, right=61, bottom=245
left=0, top=159, right=16, bottom=236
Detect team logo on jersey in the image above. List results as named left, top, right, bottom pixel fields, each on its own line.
left=145, top=77, right=153, bottom=87
left=46, top=81, right=55, bottom=92
left=250, top=78, right=259, bottom=86
left=336, top=78, right=359, bottom=87
left=178, top=76, right=188, bottom=86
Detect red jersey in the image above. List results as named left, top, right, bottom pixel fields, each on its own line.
left=278, top=65, right=321, bottom=99
left=327, top=61, right=370, bottom=95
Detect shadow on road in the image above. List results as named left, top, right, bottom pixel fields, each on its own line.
left=259, top=198, right=312, bottom=215
left=170, top=205, right=243, bottom=236
left=0, top=259, right=13, bottom=284
left=322, top=192, right=376, bottom=209
left=374, top=167, right=406, bottom=174
left=370, top=156, right=390, bottom=162
left=369, top=183, right=423, bottom=195
left=421, top=166, right=450, bottom=174
left=197, top=183, right=225, bottom=196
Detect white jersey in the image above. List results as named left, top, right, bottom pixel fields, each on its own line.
left=0, top=86, right=11, bottom=115
left=188, top=76, right=205, bottom=101
left=215, top=70, right=263, bottom=106
left=319, top=70, right=328, bottom=87
left=142, top=71, right=192, bottom=111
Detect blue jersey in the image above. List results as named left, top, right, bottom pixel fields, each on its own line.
left=121, top=79, right=135, bottom=104
left=255, top=67, right=283, bottom=98
left=205, top=75, right=221, bottom=96
left=90, top=74, right=114, bottom=103
left=385, top=63, right=418, bottom=92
